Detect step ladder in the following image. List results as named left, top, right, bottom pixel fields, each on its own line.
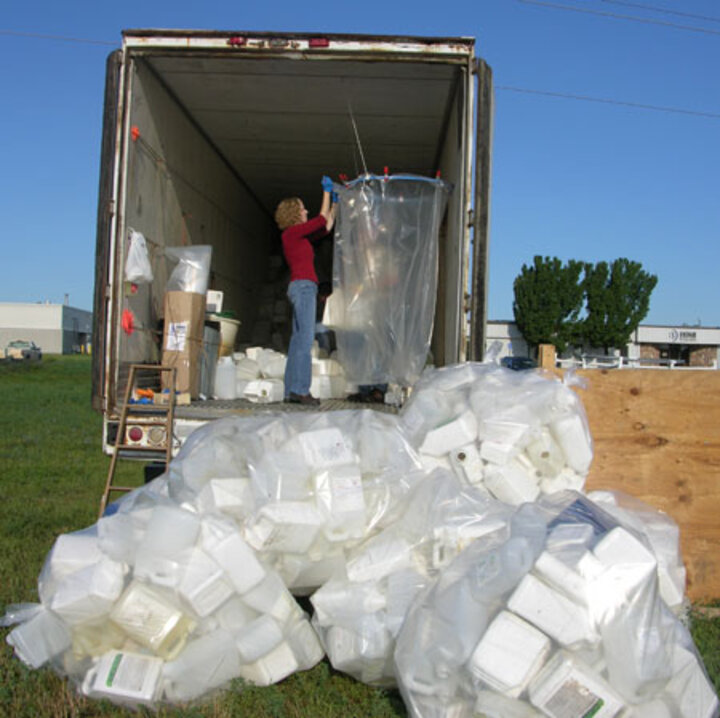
left=99, top=364, right=178, bottom=518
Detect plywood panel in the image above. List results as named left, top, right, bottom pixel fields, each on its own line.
left=566, top=369, right=720, bottom=600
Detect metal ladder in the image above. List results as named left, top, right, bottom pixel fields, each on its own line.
left=98, top=364, right=177, bottom=518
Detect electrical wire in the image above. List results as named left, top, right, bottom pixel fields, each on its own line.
left=515, top=0, right=720, bottom=35
left=347, top=100, right=369, bottom=177
left=600, top=0, right=720, bottom=25
left=496, top=84, right=720, bottom=119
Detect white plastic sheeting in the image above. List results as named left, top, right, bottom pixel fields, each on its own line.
left=324, top=174, right=450, bottom=387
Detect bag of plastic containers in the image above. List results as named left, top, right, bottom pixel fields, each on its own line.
left=165, top=245, right=212, bottom=294
left=311, top=469, right=514, bottom=686
left=2, top=477, right=323, bottom=709
left=325, top=174, right=450, bottom=387
left=167, top=409, right=426, bottom=594
left=394, top=490, right=719, bottom=718
left=400, top=362, right=593, bottom=503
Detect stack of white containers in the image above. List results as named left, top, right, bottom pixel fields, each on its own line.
left=212, top=343, right=350, bottom=402
left=401, top=363, right=594, bottom=503
left=311, top=470, right=514, bottom=686
left=395, top=491, right=717, bottom=718
left=6, top=480, right=323, bottom=707
left=168, top=409, right=425, bottom=594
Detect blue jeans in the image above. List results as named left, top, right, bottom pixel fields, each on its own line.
left=285, top=280, right=317, bottom=397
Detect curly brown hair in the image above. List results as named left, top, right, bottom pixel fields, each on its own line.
left=274, top=197, right=304, bottom=230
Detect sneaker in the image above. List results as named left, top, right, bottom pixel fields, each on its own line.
left=285, top=393, right=321, bottom=406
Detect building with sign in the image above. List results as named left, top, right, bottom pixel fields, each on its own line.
left=630, top=325, right=720, bottom=368
left=0, top=302, right=92, bottom=355
left=486, top=321, right=720, bottom=369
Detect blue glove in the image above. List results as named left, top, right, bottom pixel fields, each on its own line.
left=331, top=190, right=339, bottom=204
left=321, top=175, right=334, bottom=193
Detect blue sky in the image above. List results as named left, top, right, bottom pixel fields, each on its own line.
left=1, top=0, right=718, bottom=326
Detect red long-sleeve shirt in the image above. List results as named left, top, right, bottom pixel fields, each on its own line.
left=281, top=215, right=328, bottom=283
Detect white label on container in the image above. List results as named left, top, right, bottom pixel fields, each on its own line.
left=544, top=678, right=603, bottom=718
left=106, top=653, right=150, bottom=693
left=166, top=322, right=189, bottom=351
left=332, top=473, right=365, bottom=513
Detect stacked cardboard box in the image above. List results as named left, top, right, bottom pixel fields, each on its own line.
left=161, top=292, right=206, bottom=398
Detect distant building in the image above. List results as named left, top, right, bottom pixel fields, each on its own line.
left=0, top=302, right=92, bottom=354
left=486, top=320, right=720, bottom=369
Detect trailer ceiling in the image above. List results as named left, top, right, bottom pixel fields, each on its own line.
left=144, top=54, right=462, bottom=215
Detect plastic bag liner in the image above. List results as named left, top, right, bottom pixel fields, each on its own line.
left=124, top=229, right=154, bottom=284
left=394, top=490, right=719, bottom=718
left=324, top=174, right=450, bottom=387
left=166, top=245, right=212, bottom=294
left=310, top=469, right=514, bottom=687
left=2, top=477, right=324, bottom=709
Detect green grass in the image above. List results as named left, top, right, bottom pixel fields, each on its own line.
left=0, top=356, right=407, bottom=717
left=1, top=356, right=718, bottom=716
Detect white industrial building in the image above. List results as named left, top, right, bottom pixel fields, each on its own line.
left=486, top=320, right=720, bottom=369
left=0, top=302, right=92, bottom=355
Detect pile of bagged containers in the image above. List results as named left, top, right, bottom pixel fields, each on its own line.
left=2, top=362, right=717, bottom=716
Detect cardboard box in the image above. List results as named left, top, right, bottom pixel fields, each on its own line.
left=154, top=392, right=191, bottom=407
left=161, top=291, right=206, bottom=398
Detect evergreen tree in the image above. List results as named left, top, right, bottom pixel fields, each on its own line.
left=512, top=256, right=585, bottom=354
left=583, top=258, right=658, bottom=352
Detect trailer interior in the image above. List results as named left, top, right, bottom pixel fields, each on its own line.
left=93, top=31, right=491, bottom=425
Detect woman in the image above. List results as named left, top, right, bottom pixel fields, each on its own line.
left=274, top=176, right=337, bottom=405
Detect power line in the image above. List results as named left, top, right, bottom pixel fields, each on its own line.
left=496, top=84, right=720, bottom=119
left=0, top=29, right=115, bottom=46
left=515, top=0, right=720, bottom=35
left=600, top=0, right=720, bottom=24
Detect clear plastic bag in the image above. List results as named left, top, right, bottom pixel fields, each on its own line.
left=167, top=409, right=425, bottom=593
left=124, top=229, right=154, bottom=283
left=400, top=362, right=593, bottom=500
left=394, top=490, right=718, bottom=718
left=311, top=469, right=514, bottom=686
left=3, top=480, right=323, bottom=709
left=165, top=245, right=212, bottom=294
left=324, top=174, right=450, bottom=387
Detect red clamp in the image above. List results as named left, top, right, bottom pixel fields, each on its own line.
left=131, top=126, right=140, bottom=142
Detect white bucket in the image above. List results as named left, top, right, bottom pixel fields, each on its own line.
left=209, top=314, right=241, bottom=357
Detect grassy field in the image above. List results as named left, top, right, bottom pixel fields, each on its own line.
left=0, top=356, right=717, bottom=716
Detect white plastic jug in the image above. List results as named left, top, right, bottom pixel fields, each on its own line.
left=213, top=356, right=237, bottom=399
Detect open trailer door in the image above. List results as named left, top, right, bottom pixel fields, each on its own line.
left=92, top=49, right=125, bottom=412
left=468, top=58, right=493, bottom=361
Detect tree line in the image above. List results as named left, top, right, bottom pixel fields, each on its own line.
left=513, top=256, right=658, bottom=354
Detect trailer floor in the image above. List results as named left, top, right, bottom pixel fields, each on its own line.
left=174, top=397, right=399, bottom=421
